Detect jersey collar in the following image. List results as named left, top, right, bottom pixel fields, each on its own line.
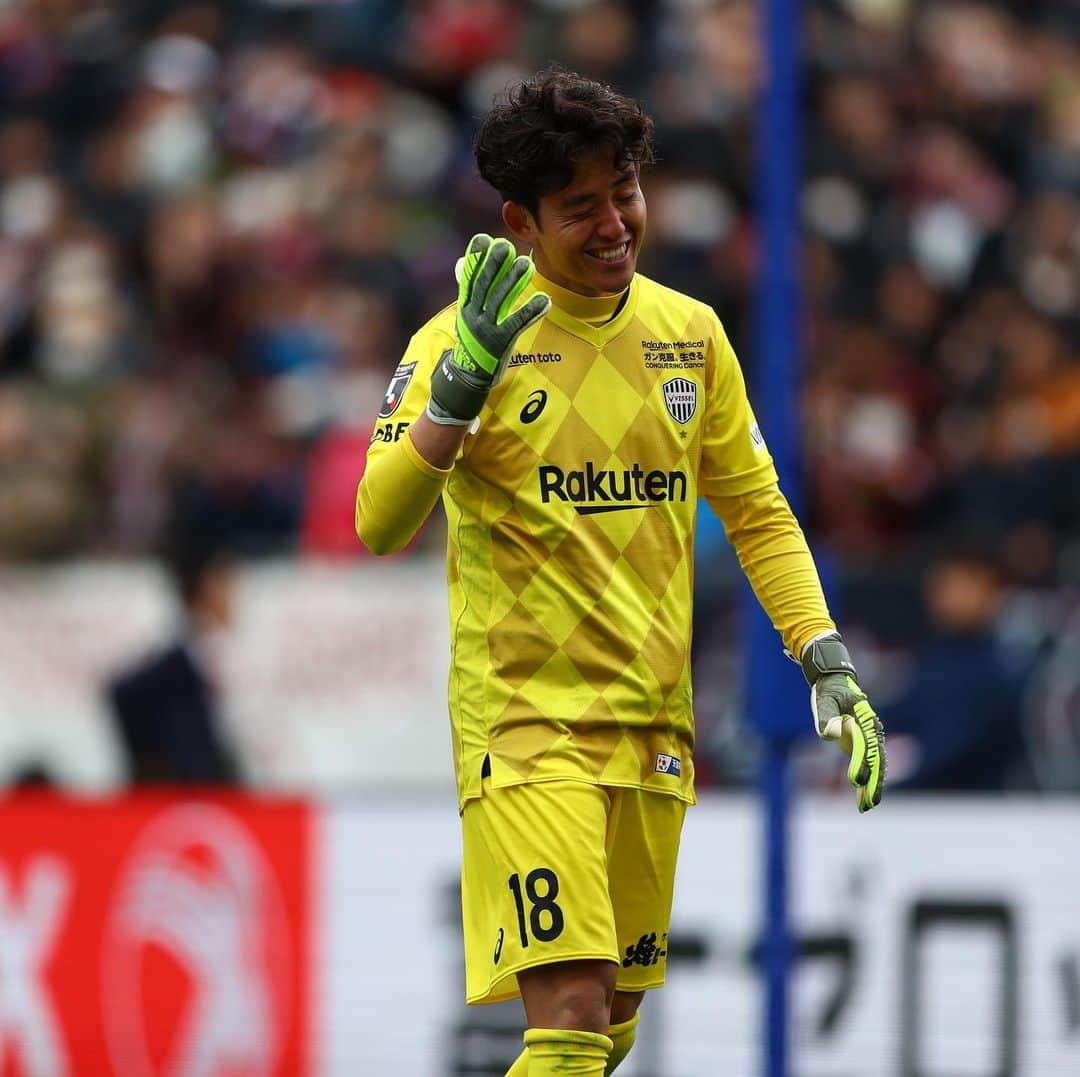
left=528, top=269, right=639, bottom=346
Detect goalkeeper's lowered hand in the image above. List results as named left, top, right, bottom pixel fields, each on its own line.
left=427, top=234, right=551, bottom=426
left=801, top=632, right=886, bottom=813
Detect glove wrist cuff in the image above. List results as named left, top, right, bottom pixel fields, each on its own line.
left=800, top=632, right=857, bottom=686
left=428, top=348, right=490, bottom=425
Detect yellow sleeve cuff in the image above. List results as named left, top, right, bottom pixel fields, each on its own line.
left=401, top=424, right=454, bottom=479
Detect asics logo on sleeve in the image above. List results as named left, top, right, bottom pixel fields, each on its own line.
left=538, top=463, right=688, bottom=514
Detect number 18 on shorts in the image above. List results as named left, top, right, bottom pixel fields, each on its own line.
left=460, top=778, right=686, bottom=1005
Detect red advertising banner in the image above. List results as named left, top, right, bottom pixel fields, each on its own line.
left=0, top=792, right=311, bottom=1077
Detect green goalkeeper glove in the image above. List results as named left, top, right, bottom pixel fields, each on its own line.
left=427, top=234, right=552, bottom=426
left=801, top=632, right=886, bottom=813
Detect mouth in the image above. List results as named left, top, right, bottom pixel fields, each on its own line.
left=586, top=240, right=631, bottom=266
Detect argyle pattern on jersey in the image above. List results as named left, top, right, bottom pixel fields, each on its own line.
left=366, top=275, right=777, bottom=807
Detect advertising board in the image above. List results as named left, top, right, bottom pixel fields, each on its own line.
left=0, top=793, right=1075, bottom=1075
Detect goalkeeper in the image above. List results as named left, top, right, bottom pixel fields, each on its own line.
left=356, top=68, right=884, bottom=1077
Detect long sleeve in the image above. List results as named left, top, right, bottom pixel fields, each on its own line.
left=355, top=429, right=452, bottom=555
left=355, top=309, right=458, bottom=555
left=710, top=481, right=836, bottom=657
left=696, top=315, right=834, bottom=657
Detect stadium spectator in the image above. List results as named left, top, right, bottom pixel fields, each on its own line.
left=106, top=516, right=242, bottom=785
left=880, top=545, right=1031, bottom=791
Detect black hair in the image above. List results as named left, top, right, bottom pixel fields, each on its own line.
left=474, top=67, right=655, bottom=218
left=168, top=534, right=233, bottom=608
left=161, top=489, right=235, bottom=607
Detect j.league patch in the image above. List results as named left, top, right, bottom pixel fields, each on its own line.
left=379, top=362, right=417, bottom=419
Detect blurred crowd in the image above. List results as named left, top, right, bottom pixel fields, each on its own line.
left=1, top=0, right=1078, bottom=789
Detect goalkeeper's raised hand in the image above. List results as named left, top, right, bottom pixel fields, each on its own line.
left=427, top=234, right=552, bottom=426
left=801, top=633, right=886, bottom=813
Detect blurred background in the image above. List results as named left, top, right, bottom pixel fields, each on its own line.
left=0, top=0, right=1078, bottom=1074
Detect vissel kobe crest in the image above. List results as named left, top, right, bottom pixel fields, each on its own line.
left=662, top=378, right=697, bottom=424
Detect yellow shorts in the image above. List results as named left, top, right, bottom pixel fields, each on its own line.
left=460, top=779, right=687, bottom=1005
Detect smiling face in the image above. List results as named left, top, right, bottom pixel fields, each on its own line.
left=503, top=150, right=647, bottom=297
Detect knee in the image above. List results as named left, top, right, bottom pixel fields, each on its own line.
left=519, top=960, right=617, bottom=1034
left=550, top=983, right=612, bottom=1034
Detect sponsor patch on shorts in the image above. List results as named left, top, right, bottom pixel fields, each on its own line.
left=655, top=753, right=681, bottom=776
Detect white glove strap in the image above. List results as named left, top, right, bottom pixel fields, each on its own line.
left=424, top=404, right=471, bottom=427
left=810, top=683, right=844, bottom=741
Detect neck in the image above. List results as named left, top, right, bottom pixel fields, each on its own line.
left=533, top=270, right=628, bottom=325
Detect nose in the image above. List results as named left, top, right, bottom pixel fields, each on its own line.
left=593, top=201, right=625, bottom=240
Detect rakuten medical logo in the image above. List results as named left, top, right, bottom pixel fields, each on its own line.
left=102, top=803, right=292, bottom=1077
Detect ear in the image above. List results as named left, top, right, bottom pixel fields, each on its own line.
left=502, top=201, right=539, bottom=246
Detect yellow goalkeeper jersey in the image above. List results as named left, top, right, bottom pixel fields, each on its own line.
left=363, top=271, right=778, bottom=808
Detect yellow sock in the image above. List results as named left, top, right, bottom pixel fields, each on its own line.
left=505, top=1047, right=529, bottom=1076
left=605, top=1012, right=639, bottom=1074
left=518, top=1027, right=613, bottom=1075
left=505, top=1014, right=637, bottom=1076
